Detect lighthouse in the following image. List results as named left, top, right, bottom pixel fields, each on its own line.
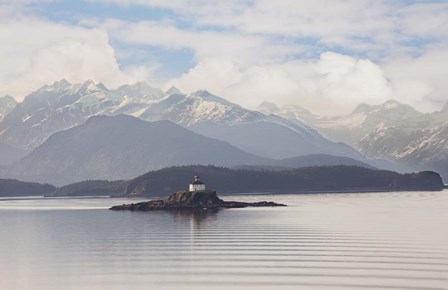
left=189, top=176, right=206, bottom=192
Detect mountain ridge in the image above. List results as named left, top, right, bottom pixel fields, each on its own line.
left=0, top=80, right=365, bottom=163
left=5, top=114, right=270, bottom=185
left=265, top=99, right=448, bottom=181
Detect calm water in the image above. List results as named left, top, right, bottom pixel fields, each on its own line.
left=0, top=191, right=448, bottom=290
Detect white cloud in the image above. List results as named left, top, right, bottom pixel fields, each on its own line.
left=384, top=47, right=448, bottom=112
left=398, top=2, right=448, bottom=40
left=87, top=0, right=247, bottom=18
left=170, top=52, right=393, bottom=115
left=0, top=16, right=155, bottom=99
left=98, top=19, right=301, bottom=67
left=1, top=0, right=448, bottom=116
left=170, top=49, right=448, bottom=116
left=169, top=58, right=242, bottom=94
left=80, top=0, right=448, bottom=115
left=87, top=0, right=404, bottom=54
left=89, top=0, right=448, bottom=57
left=202, top=0, right=394, bottom=44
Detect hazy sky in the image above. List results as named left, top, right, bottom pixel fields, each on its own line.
left=1, top=0, right=447, bottom=115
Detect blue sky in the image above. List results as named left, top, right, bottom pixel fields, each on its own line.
left=1, top=0, right=447, bottom=115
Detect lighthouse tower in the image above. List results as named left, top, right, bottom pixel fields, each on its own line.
left=189, top=176, right=206, bottom=192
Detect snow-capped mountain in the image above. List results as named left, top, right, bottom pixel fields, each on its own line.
left=139, top=90, right=266, bottom=126
left=355, top=101, right=448, bottom=164
left=265, top=99, right=428, bottom=146
left=0, top=80, right=363, bottom=162
left=8, top=79, right=448, bottom=182
left=270, top=99, right=448, bottom=181
left=102, top=82, right=165, bottom=117
left=0, top=79, right=122, bottom=150
left=0, top=96, right=17, bottom=121
left=399, top=123, right=448, bottom=172
left=114, top=81, right=164, bottom=100
left=359, top=122, right=448, bottom=181
left=358, top=123, right=426, bottom=160
left=132, top=89, right=362, bottom=159
left=258, top=102, right=318, bottom=125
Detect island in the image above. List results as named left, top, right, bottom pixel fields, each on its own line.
left=123, top=165, right=445, bottom=198
left=110, top=176, right=286, bottom=211
left=110, top=190, right=285, bottom=211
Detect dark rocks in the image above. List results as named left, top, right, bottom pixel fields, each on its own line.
left=110, top=190, right=286, bottom=211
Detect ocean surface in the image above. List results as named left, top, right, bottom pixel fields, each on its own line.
left=0, top=191, right=448, bottom=290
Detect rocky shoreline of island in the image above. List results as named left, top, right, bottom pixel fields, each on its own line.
left=109, top=190, right=286, bottom=211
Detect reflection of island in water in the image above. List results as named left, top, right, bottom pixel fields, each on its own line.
left=168, top=208, right=220, bottom=229
left=166, top=209, right=220, bottom=248
left=110, top=176, right=286, bottom=211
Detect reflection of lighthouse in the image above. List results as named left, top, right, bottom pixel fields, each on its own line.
left=187, top=209, right=220, bottom=247
left=189, top=176, right=206, bottom=192
left=189, top=213, right=195, bottom=249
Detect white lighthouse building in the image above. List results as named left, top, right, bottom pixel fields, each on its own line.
left=189, top=176, right=206, bottom=192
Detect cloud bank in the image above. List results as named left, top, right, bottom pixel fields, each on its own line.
left=0, top=0, right=447, bottom=114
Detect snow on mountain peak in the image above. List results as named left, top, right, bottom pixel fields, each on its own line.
left=78, top=80, right=99, bottom=93
left=350, top=99, right=421, bottom=120
left=40, top=79, right=74, bottom=93
left=73, top=80, right=125, bottom=109
left=169, top=91, right=256, bottom=125
left=189, top=90, right=237, bottom=107
left=50, top=79, right=72, bottom=89
left=0, top=79, right=367, bottom=164
left=165, top=86, right=182, bottom=96
left=114, top=82, right=164, bottom=100
left=136, top=89, right=265, bottom=126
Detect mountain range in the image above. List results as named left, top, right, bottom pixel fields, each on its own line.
left=8, top=115, right=267, bottom=185
left=0, top=80, right=362, bottom=161
left=260, top=100, right=448, bottom=181
left=0, top=80, right=365, bottom=161
left=5, top=114, right=375, bottom=185
left=0, top=79, right=446, bottom=184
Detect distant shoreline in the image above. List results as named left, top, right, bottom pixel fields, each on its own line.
left=228, top=187, right=448, bottom=195
left=1, top=188, right=446, bottom=199
left=2, top=165, right=445, bottom=198
left=123, top=187, right=448, bottom=199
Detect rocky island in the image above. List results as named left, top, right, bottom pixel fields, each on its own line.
left=110, top=190, right=286, bottom=211
left=111, top=176, right=285, bottom=211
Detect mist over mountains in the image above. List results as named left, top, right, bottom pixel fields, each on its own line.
left=0, top=79, right=446, bottom=184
